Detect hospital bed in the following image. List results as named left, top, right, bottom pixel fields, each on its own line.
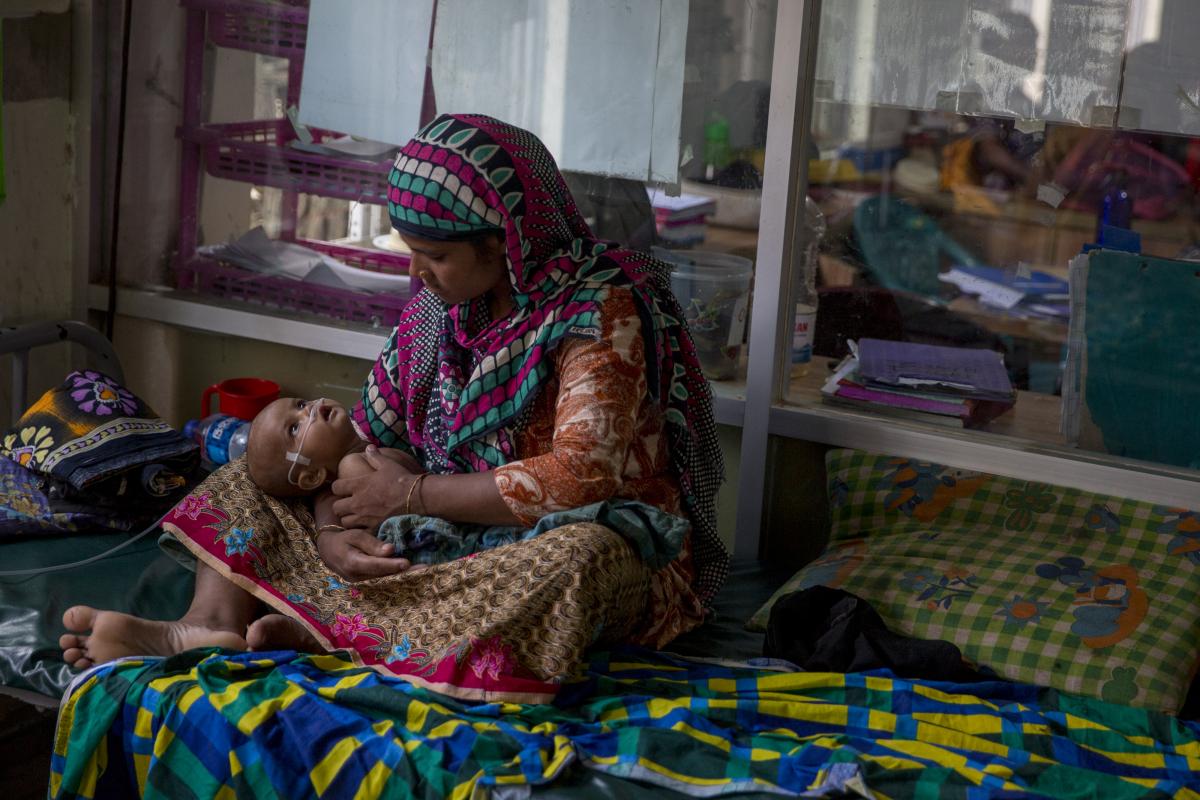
left=4, top=320, right=1198, bottom=800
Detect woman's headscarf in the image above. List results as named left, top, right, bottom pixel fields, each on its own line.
left=353, top=113, right=728, bottom=604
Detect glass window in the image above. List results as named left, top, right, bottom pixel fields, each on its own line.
left=637, top=0, right=775, bottom=386
left=783, top=0, right=1200, bottom=476
left=178, top=7, right=414, bottom=331
left=171, top=0, right=778, bottom=361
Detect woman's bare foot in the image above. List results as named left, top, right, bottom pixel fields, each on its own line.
left=245, top=614, right=325, bottom=653
left=59, top=605, right=248, bottom=669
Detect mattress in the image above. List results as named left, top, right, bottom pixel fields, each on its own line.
left=0, top=530, right=194, bottom=702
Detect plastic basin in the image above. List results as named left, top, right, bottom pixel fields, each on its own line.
left=656, top=248, right=753, bottom=380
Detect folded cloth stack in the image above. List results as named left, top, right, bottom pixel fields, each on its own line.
left=0, top=370, right=199, bottom=536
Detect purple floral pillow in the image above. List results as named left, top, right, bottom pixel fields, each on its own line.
left=68, top=370, right=140, bottom=416
left=1, top=370, right=197, bottom=494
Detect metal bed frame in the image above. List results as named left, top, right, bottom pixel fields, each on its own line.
left=1, top=321, right=124, bottom=422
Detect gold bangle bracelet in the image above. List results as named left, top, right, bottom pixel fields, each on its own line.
left=317, top=523, right=346, bottom=535
left=404, top=473, right=429, bottom=516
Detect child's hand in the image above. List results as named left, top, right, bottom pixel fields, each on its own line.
left=317, top=527, right=411, bottom=581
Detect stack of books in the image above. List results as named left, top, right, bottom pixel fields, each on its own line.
left=939, top=264, right=1070, bottom=321
left=646, top=188, right=717, bottom=247
left=821, top=338, right=1017, bottom=428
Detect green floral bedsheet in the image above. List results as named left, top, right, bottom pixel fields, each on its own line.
left=752, top=448, right=1200, bottom=713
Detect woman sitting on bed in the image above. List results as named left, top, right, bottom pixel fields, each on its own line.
left=58, top=113, right=728, bottom=700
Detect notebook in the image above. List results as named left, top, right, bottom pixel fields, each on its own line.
left=856, top=338, right=1015, bottom=402
left=646, top=188, right=717, bottom=221
left=821, top=351, right=1014, bottom=428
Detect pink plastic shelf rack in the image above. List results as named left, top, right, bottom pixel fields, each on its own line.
left=183, top=0, right=309, bottom=60
left=176, top=0, right=422, bottom=329
left=175, top=239, right=415, bottom=328
left=185, top=119, right=394, bottom=205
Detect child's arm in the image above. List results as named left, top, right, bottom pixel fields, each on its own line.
left=310, top=447, right=376, bottom=531
left=313, top=485, right=407, bottom=580
left=314, top=490, right=340, bottom=532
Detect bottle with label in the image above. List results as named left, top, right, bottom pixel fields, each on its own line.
left=183, top=413, right=251, bottom=466
left=791, top=196, right=827, bottom=376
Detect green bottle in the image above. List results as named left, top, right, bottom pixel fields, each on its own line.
left=703, top=115, right=731, bottom=180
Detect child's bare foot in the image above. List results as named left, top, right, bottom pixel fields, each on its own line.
left=246, top=614, right=324, bottom=653
left=59, top=606, right=248, bottom=669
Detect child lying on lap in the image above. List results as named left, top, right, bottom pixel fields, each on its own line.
left=245, top=397, right=547, bottom=571
left=245, top=397, right=687, bottom=575
left=245, top=397, right=425, bottom=578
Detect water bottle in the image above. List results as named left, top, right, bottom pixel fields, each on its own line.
left=1095, top=170, right=1132, bottom=243
left=184, top=413, right=251, bottom=466
left=791, top=196, right=826, bottom=377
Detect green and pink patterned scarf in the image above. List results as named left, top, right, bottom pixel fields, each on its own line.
left=352, top=113, right=728, bottom=604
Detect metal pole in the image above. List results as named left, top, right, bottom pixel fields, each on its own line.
left=1, top=321, right=126, bottom=421
left=733, top=0, right=823, bottom=558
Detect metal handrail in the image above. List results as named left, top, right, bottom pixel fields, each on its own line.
left=0, top=321, right=125, bottom=422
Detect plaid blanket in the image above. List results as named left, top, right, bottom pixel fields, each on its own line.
left=51, top=648, right=1200, bottom=799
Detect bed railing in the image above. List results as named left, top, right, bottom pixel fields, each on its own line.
left=0, top=321, right=125, bottom=422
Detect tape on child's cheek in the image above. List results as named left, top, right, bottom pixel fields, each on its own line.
left=286, top=448, right=311, bottom=486
left=285, top=402, right=323, bottom=484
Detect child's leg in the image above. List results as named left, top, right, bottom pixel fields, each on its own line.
left=246, top=614, right=325, bottom=652
left=60, top=561, right=256, bottom=668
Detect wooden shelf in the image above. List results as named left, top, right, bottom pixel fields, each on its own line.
left=768, top=356, right=1200, bottom=510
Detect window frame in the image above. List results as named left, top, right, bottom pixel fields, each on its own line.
left=84, top=0, right=1200, bottom=559
left=732, top=0, right=1200, bottom=559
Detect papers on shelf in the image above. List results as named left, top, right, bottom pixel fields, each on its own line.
left=646, top=188, right=717, bottom=219
left=198, top=227, right=408, bottom=294
left=647, top=188, right=717, bottom=246
left=857, top=338, right=1016, bottom=402
left=199, top=227, right=328, bottom=280
left=939, top=264, right=1071, bottom=319
left=939, top=268, right=1025, bottom=309
left=290, top=135, right=399, bottom=161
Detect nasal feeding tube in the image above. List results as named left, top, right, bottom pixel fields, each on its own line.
left=285, top=398, right=326, bottom=486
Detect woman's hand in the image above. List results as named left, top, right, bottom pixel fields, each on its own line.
left=316, top=527, right=411, bottom=582
left=330, top=446, right=420, bottom=533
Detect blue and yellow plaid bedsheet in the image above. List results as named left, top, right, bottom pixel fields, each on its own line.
left=50, top=647, right=1200, bottom=799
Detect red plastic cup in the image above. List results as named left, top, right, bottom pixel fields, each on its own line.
left=201, top=377, right=280, bottom=421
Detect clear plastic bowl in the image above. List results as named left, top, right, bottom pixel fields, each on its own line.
left=655, top=248, right=753, bottom=380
